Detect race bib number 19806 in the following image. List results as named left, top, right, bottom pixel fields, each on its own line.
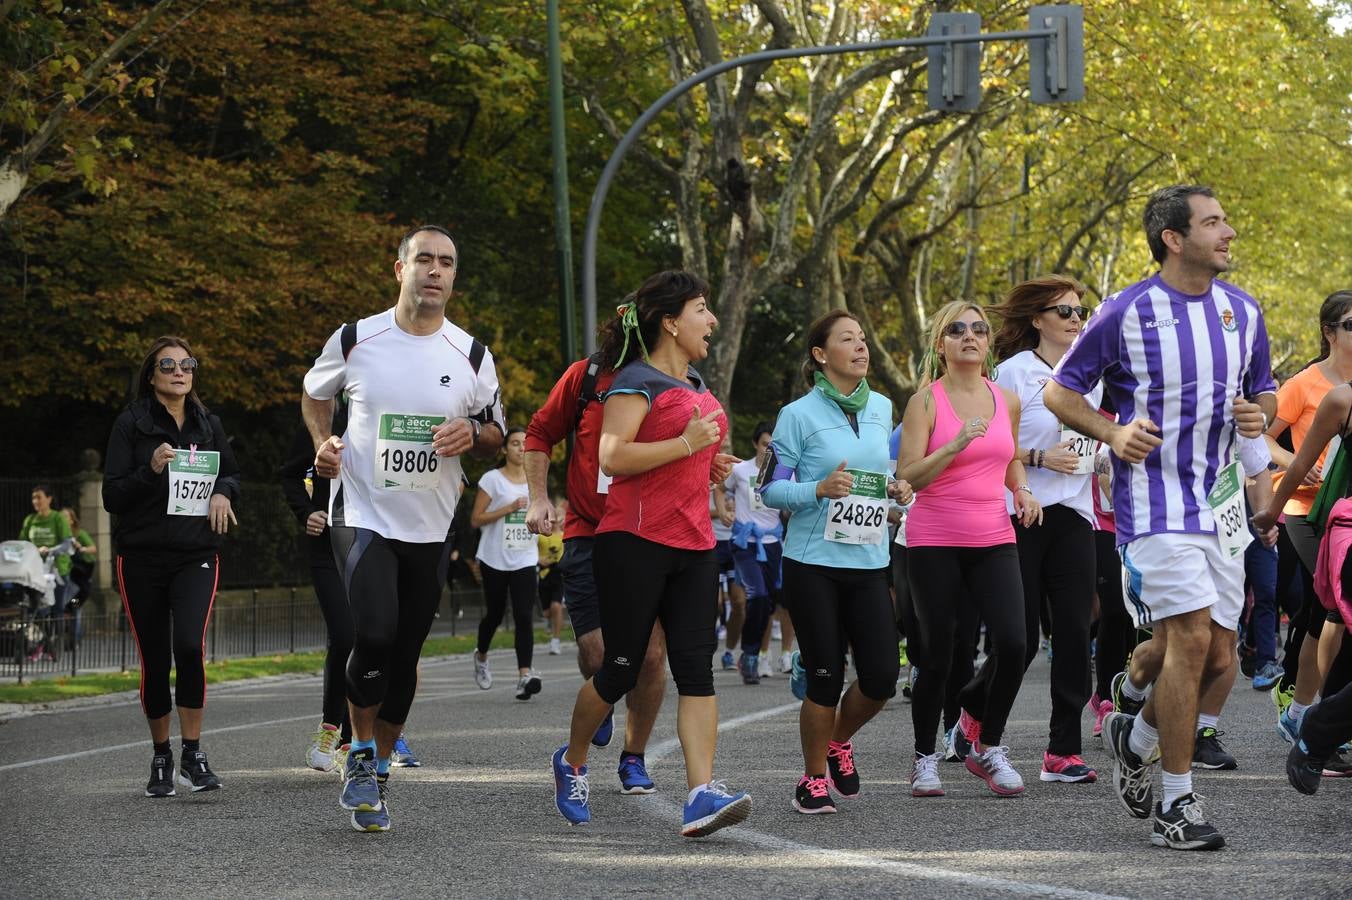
left=376, top=414, right=445, bottom=492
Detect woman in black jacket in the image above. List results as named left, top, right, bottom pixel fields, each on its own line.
left=103, top=336, right=240, bottom=798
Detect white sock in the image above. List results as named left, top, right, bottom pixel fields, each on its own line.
left=688, top=783, right=708, bottom=805
left=1121, top=674, right=1149, bottom=702
left=1128, top=716, right=1159, bottom=760
left=1290, top=701, right=1311, bottom=721
left=1197, top=713, right=1219, bottom=731
left=1161, top=769, right=1193, bottom=811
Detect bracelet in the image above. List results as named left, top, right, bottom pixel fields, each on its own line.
left=1016, top=485, right=1034, bottom=495
left=465, top=417, right=482, bottom=445
left=679, top=435, right=693, bottom=457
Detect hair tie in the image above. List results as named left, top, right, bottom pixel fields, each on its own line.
left=616, top=301, right=650, bottom=363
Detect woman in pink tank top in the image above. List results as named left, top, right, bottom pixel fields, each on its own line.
left=897, top=301, right=1041, bottom=799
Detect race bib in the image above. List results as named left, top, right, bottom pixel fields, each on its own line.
left=2, top=545, right=23, bottom=563
left=503, top=508, right=533, bottom=552
left=824, top=470, right=887, bottom=545
left=375, top=414, right=445, bottom=492
left=1207, top=461, right=1251, bottom=559
left=1059, top=424, right=1097, bottom=476
left=167, top=449, right=219, bottom=517
left=597, top=469, right=612, bottom=495
left=749, top=479, right=767, bottom=512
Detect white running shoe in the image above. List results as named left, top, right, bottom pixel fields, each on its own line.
left=911, top=751, right=944, bottom=797
left=966, top=744, right=1025, bottom=796
left=515, top=671, right=543, bottom=700
left=779, top=651, right=793, bottom=674
left=549, top=638, right=562, bottom=656
left=474, top=653, right=493, bottom=690
left=758, top=654, right=772, bottom=678
left=306, top=724, right=342, bottom=771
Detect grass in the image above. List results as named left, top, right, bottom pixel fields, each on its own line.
left=0, top=627, right=570, bottom=705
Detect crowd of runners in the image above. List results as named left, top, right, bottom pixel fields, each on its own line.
left=99, top=184, right=1352, bottom=848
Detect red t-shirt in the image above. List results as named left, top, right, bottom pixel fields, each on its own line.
left=524, top=357, right=615, bottom=539
left=595, top=361, right=727, bottom=551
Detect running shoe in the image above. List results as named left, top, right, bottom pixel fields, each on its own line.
left=1110, top=670, right=1146, bottom=717
left=1288, top=740, right=1325, bottom=794
left=793, top=775, right=836, bottom=814
left=1092, top=697, right=1115, bottom=743
left=681, top=780, right=752, bottom=837
left=1252, top=660, right=1284, bottom=691
left=332, top=743, right=350, bottom=779
left=965, top=744, right=1025, bottom=796
left=910, top=751, right=944, bottom=797
left=1192, top=727, right=1237, bottom=770
left=551, top=745, right=590, bottom=825
left=721, top=650, right=735, bottom=671
left=617, top=754, right=655, bottom=794
left=1039, top=751, right=1097, bottom=783
left=739, top=652, right=760, bottom=685
left=591, top=709, right=614, bottom=748
left=788, top=650, right=807, bottom=700
left=515, top=671, right=543, bottom=701
left=145, top=751, right=176, bottom=798
left=957, top=707, right=982, bottom=745
left=900, top=666, right=913, bottom=702
left=1321, top=749, right=1352, bottom=777
left=779, top=651, right=793, bottom=674
left=1102, top=712, right=1156, bottom=819
left=943, top=724, right=972, bottom=763
left=391, top=733, right=421, bottom=768
left=549, top=638, right=562, bottom=656
left=1271, top=681, right=1295, bottom=716
left=307, top=724, right=342, bottom=772
left=339, top=748, right=381, bottom=812
left=176, top=749, right=222, bottom=793
left=758, top=654, right=772, bottom=679
left=473, top=653, right=492, bottom=690
left=898, top=639, right=909, bottom=669
left=1277, top=707, right=1303, bottom=745
left=1151, top=793, right=1225, bottom=851
left=352, top=776, right=391, bottom=832
left=826, top=740, right=860, bottom=797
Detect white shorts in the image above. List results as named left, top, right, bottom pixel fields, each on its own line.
left=1119, top=532, right=1245, bottom=632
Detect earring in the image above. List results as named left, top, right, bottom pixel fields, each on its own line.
left=669, top=328, right=678, bottom=337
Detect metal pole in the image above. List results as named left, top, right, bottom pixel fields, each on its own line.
left=547, top=0, right=578, bottom=367
left=289, top=586, right=296, bottom=654
left=251, top=588, right=258, bottom=658
left=580, top=28, right=1057, bottom=352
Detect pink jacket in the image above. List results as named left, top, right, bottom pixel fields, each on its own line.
left=1313, top=497, right=1352, bottom=626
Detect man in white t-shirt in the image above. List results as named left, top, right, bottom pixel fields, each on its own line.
left=302, top=225, right=504, bottom=832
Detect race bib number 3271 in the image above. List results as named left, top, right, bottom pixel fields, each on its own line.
left=376, top=413, right=445, bottom=492
left=824, top=470, right=888, bottom=545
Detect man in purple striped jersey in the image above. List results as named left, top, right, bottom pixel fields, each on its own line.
left=1045, top=185, right=1276, bottom=851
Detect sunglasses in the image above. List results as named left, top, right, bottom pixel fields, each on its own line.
left=1329, top=320, right=1352, bottom=333
left=156, top=357, right=198, bottom=374
left=943, top=320, right=991, bottom=338
left=1040, top=304, right=1091, bottom=320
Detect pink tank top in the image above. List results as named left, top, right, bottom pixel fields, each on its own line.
left=906, top=378, right=1016, bottom=548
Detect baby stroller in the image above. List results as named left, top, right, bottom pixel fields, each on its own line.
left=0, top=538, right=75, bottom=662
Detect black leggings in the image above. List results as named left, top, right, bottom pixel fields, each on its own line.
left=591, top=532, right=717, bottom=703
left=117, top=553, right=219, bottom=721
left=1278, top=520, right=1320, bottom=689
left=1093, top=529, right=1137, bottom=699
left=1014, top=505, right=1096, bottom=755
left=781, top=559, right=898, bottom=707
left=893, top=543, right=973, bottom=730
left=309, top=535, right=353, bottom=734
left=331, top=527, right=449, bottom=725
left=908, top=543, right=1025, bottom=754
left=477, top=563, right=538, bottom=669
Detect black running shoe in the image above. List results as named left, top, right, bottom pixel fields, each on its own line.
left=1287, top=741, right=1325, bottom=795
left=1110, top=670, right=1145, bottom=718
left=826, top=741, right=860, bottom=798
left=1102, top=712, right=1155, bottom=819
left=176, top=749, right=222, bottom=792
left=1191, top=727, right=1237, bottom=770
left=145, top=751, right=176, bottom=798
left=1150, top=793, right=1225, bottom=850
left=792, top=775, right=836, bottom=814
left=1321, top=749, right=1352, bottom=778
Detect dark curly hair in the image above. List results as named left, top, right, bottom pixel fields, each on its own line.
left=595, top=270, right=711, bottom=371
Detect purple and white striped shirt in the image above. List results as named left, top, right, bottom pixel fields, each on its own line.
left=1053, top=274, right=1276, bottom=546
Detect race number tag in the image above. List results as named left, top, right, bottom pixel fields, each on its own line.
left=375, top=414, right=445, bottom=492
left=1059, top=424, right=1096, bottom=476
left=597, top=469, right=612, bottom=495
left=2, top=545, right=23, bottom=563
left=749, top=479, right=767, bottom=512
left=1207, top=461, right=1251, bottom=559
left=503, top=508, right=533, bottom=552
left=824, top=470, right=887, bottom=545
left=167, top=450, right=219, bottom=517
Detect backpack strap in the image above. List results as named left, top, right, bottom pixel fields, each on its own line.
left=340, top=322, right=358, bottom=361
left=469, top=339, right=486, bottom=375
left=572, top=352, right=607, bottom=434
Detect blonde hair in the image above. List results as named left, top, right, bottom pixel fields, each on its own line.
left=920, top=300, right=995, bottom=384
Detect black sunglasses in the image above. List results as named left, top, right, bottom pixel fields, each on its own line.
left=156, top=357, right=198, bottom=374
left=1040, top=304, right=1091, bottom=320
left=943, top=321, right=991, bottom=338
left=1328, top=319, right=1352, bottom=333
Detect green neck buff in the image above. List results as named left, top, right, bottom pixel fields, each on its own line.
left=814, top=370, right=870, bottom=415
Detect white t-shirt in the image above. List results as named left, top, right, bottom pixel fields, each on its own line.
left=710, top=491, right=732, bottom=541
left=474, top=467, right=537, bottom=571
left=724, top=457, right=780, bottom=541
left=996, top=349, right=1102, bottom=525
left=303, top=308, right=504, bottom=543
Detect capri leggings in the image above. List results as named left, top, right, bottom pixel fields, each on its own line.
left=893, top=542, right=974, bottom=731
left=477, top=563, right=538, bottom=669
left=1093, top=529, right=1137, bottom=700
left=781, top=558, right=898, bottom=708
left=331, top=526, right=449, bottom=725
left=908, top=543, right=1025, bottom=754
left=308, top=535, right=353, bottom=733
left=591, top=532, right=717, bottom=704
left=117, top=552, right=219, bottom=721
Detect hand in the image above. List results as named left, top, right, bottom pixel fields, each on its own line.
left=314, top=435, right=344, bottom=479
left=1302, top=467, right=1323, bottom=488
left=1040, top=441, right=1082, bottom=475
left=514, top=496, right=529, bottom=511
left=1257, top=522, right=1279, bottom=549
left=710, top=451, right=739, bottom=486
left=815, top=461, right=853, bottom=501
left=305, top=510, right=328, bottom=537
left=887, top=478, right=914, bottom=506
left=1109, top=419, right=1163, bottom=464
left=718, top=507, right=735, bottom=528
left=432, top=418, right=477, bottom=457
left=209, top=494, right=238, bottom=535
left=1250, top=506, right=1279, bottom=535
left=888, top=507, right=902, bottom=526
left=948, top=416, right=988, bottom=453
left=1014, top=490, right=1043, bottom=527
left=526, top=497, right=556, bottom=536
left=149, top=442, right=177, bottom=475
left=1232, top=397, right=1265, bottom=439
left=37, top=546, right=48, bottom=556
left=681, top=405, right=723, bottom=454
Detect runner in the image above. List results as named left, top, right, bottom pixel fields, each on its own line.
left=548, top=270, right=751, bottom=836
left=471, top=427, right=543, bottom=700
left=761, top=310, right=910, bottom=814
left=538, top=496, right=567, bottom=656
left=991, top=275, right=1101, bottom=785
left=1045, top=184, right=1276, bottom=850
left=103, top=336, right=240, bottom=798
left=302, top=225, right=504, bottom=832
left=900, top=301, right=1041, bottom=799
left=711, top=475, right=747, bottom=672
left=723, top=422, right=782, bottom=686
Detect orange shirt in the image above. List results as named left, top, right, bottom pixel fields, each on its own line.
left=1274, top=364, right=1335, bottom=515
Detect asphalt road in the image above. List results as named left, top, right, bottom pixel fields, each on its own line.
left=7, top=642, right=1351, bottom=899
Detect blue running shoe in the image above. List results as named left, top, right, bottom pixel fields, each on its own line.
left=618, top=754, right=656, bottom=794
left=552, top=745, right=590, bottom=825
left=739, top=652, right=760, bottom=685
left=681, top=780, right=752, bottom=837
left=1252, top=661, right=1284, bottom=692
left=1277, top=708, right=1302, bottom=745
left=339, top=748, right=382, bottom=812
left=352, top=776, right=391, bottom=832
left=943, top=724, right=971, bottom=763
left=721, top=650, right=735, bottom=670
left=391, top=733, right=421, bottom=768
left=591, top=709, right=614, bottom=748
left=789, top=650, right=806, bottom=701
